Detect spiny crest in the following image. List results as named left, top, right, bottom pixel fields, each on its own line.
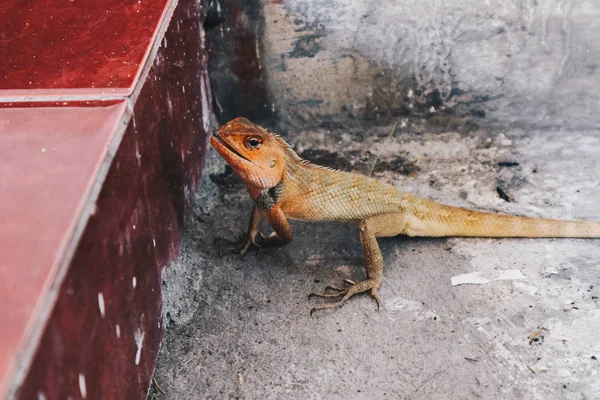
left=267, top=127, right=364, bottom=176
left=298, top=158, right=342, bottom=174
left=269, top=131, right=302, bottom=161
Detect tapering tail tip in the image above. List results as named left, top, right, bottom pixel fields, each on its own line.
left=403, top=196, right=600, bottom=238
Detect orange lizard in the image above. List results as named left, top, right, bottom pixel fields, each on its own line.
left=210, top=117, right=600, bottom=315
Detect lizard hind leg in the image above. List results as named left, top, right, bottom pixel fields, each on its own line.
left=309, top=217, right=386, bottom=315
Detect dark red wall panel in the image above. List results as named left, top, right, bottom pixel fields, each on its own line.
left=11, top=0, right=211, bottom=398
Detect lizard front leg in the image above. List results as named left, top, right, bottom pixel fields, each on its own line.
left=214, top=205, right=263, bottom=256
left=240, top=204, right=293, bottom=254
left=309, top=212, right=406, bottom=315
left=258, top=204, right=293, bottom=247
left=238, top=205, right=263, bottom=255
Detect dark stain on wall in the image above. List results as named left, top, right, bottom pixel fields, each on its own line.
left=205, top=0, right=273, bottom=124
left=289, top=34, right=323, bottom=58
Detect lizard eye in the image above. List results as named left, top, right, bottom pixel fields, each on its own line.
left=246, top=136, right=262, bottom=150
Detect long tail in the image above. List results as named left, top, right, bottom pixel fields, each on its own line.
left=402, top=194, right=600, bottom=238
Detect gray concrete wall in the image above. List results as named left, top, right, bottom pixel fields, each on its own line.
left=150, top=2, right=600, bottom=398
left=262, top=0, right=600, bottom=129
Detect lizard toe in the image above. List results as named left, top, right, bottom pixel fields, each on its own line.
left=308, top=278, right=380, bottom=315
left=308, top=290, right=346, bottom=299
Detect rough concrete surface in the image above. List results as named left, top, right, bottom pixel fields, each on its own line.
left=262, top=0, right=600, bottom=130
left=149, top=123, right=600, bottom=399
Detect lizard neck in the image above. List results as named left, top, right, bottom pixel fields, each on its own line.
left=250, top=179, right=286, bottom=211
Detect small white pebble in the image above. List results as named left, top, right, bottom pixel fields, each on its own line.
left=132, top=277, right=137, bottom=288
left=41, top=148, right=46, bottom=153
left=116, top=324, right=121, bottom=338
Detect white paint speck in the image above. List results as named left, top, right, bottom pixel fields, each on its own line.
left=116, top=324, right=121, bottom=338
left=200, top=75, right=212, bottom=131
left=41, top=148, right=46, bottom=153
left=152, top=238, right=156, bottom=247
left=134, top=328, right=145, bottom=365
left=97, top=293, right=105, bottom=318
left=132, top=224, right=136, bottom=230
left=78, top=374, right=87, bottom=398
left=37, top=392, right=47, bottom=400
left=255, top=37, right=262, bottom=71
left=132, top=276, right=137, bottom=288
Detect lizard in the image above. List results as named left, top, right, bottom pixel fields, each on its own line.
left=210, top=117, right=600, bottom=315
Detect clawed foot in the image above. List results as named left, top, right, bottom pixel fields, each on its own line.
left=309, top=278, right=380, bottom=316
left=213, top=234, right=262, bottom=257
left=214, top=231, right=284, bottom=257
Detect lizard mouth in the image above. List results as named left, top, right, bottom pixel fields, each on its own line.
left=210, top=135, right=252, bottom=163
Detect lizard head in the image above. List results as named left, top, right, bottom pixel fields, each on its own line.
left=210, top=117, right=288, bottom=190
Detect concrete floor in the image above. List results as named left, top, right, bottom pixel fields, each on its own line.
left=149, top=122, right=600, bottom=399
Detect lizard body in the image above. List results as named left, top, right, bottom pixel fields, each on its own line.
left=210, top=117, right=600, bottom=314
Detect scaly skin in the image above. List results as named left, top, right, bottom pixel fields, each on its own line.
left=210, top=117, right=600, bottom=315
